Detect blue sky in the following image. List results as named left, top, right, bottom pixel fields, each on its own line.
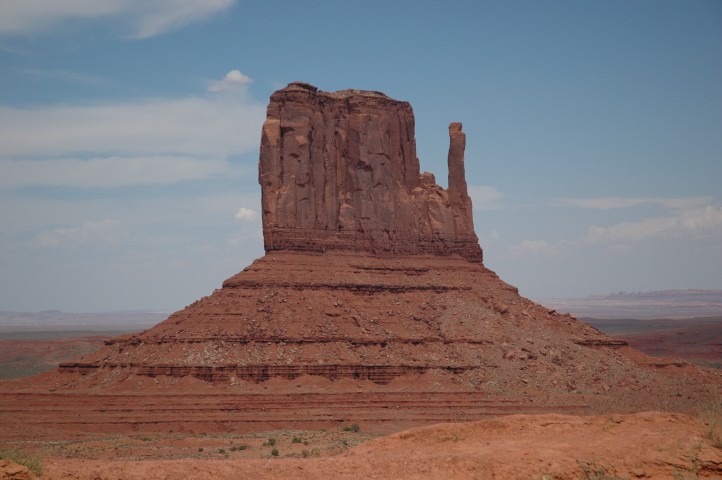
left=0, top=0, right=720, bottom=312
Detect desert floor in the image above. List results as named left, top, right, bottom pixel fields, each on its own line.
left=2, top=411, right=722, bottom=479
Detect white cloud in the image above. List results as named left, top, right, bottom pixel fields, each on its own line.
left=508, top=239, right=560, bottom=257
left=234, top=207, right=257, bottom=221
left=0, top=96, right=264, bottom=159
left=468, top=185, right=503, bottom=209
left=0, top=73, right=264, bottom=189
left=559, top=196, right=713, bottom=210
left=35, top=219, right=127, bottom=247
left=208, top=70, right=252, bottom=93
left=587, top=205, right=722, bottom=244
left=0, top=156, right=233, bottom=188
left=0, top=0, right=235, bottom=39
left=132, top=0, right=235, bottom=39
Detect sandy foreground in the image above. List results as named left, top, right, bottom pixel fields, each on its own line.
left=3, top=411, right=721, bottom=480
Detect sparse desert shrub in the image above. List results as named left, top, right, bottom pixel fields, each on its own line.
left=301, top=448, right=320, bottom=458
left=580, top=462, right=627, bottom=480
left=262, top=437, right=277, bottom=447
left=343, top=423, right=360, bottom=432
left=218, top=448, right=225, bottom=454
left=292, top=436, right=302, bottom=443
left=439, top=432, right=461, bottom=442
left=0, top=448, right=43, bottom=476
left=271, top=448, right=279, bottom=457
left=703, top=402, right=722, bottom=448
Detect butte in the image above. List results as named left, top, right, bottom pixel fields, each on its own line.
left=1, top=82, right=719, bottom=438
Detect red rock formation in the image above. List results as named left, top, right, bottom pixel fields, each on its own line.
left=259, top=82, right=482, bottom=262
left=3, top=83, right=720, bottom=440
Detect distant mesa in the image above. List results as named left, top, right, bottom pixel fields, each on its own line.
left=543, top=289, right=722, bottom=319
left=259, top=81, right=482, bottom=262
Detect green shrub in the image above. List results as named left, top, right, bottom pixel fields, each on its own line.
left=343, top=423, right=360, bottom=432
left=0, top=448, right=43, bottom=476
left=271, top=448, right=279, bottom=457
left=580, top=462, right=627, bottom=480
left=292, top=436, right=302, bottom=443
left=301, top=448, right=320, bottom=458
left=262, top=437, right=277, bottom=447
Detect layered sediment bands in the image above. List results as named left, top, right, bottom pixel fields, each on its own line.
left=576, top=339, right=629, bottom=348
left=57, top=364, right=471, bottom=384
left=41, top=250, right=722, bottom=420
left=259, top=82, right=482, bottom=262
left=0, top=391, right=590, bottom=439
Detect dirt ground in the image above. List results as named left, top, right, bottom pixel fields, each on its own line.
left=2, top=411, right=721, bottom=479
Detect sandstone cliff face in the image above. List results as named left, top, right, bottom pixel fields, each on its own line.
left=259, top=82, right=483, bottom=262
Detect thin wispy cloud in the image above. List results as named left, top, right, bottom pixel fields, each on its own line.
left=132, top=0, right=235, bottom=39
left=14, top=67, right=106, bottom=86
left=0, top=69, right=264, bottom=189
left=0, top=156, right=234, bottom=188
left=0, top=0, right=236, bottom=39
left=35, top=219, right=127, bottom=248
left=587, top=205, right=722, bottom=244
left=559, top=196, right=713, bottom=210
left=468, top=185, right=503, bottom=209
left=0, top=95, right=264, bottom=159
left=508, top=239, right=560, bottom=257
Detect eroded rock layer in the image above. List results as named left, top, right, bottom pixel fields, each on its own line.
left=44, top=251, right=719, bottom=412
left=259, top=82, right=482, bottom=261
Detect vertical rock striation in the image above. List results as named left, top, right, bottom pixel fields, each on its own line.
left=259, top=82, right=483, bottom=262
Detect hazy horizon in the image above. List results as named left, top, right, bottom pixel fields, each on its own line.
left=3, top=288, right=722, bottom=317
left=1, top=1, right=720, bottom=312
